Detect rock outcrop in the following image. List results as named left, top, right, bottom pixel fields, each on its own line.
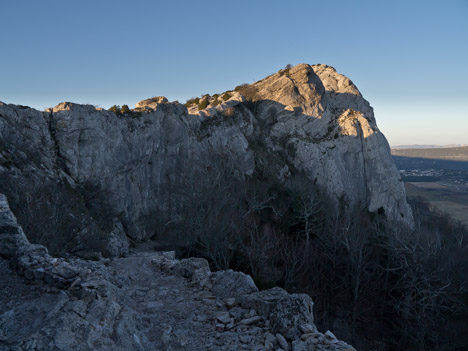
left=0, top=63, right=412, bottom=247
left=0, top=193, right=355, bottom=350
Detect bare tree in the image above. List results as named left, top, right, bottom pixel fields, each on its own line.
left=163, top=149, right=248, bottom=270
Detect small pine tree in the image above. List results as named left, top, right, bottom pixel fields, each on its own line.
left=121, top=104, right=131, bottom=115
left=198, top=99, right=209, bottom=110
left=109, top=105, right=121, bottom=115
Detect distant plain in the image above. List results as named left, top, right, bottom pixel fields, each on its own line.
left=392, top=146, right=468, bottom=227
left=405, top=182, right=468, bottom=226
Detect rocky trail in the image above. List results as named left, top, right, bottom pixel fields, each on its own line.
left=0, top=193, right=355, bottom=350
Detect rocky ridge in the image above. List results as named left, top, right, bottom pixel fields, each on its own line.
left=0, top=193, right=355, bottom=351
left=0, top=63, right=413, bottom=249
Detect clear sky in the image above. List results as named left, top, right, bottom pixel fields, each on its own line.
left=1, top=0, right=467, bottom=146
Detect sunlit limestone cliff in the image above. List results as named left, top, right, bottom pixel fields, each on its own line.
left=0, top=64, right=413, bottom=250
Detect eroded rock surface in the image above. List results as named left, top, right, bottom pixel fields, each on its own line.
left=0, top=63, right=412, bottom=247
left=0, top=193, right=355, bottom=350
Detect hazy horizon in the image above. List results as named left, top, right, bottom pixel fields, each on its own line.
left=1, top=0, right=467, bottom=145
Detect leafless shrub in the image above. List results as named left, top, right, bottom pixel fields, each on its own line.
left=0, top=173, right=118, bottom=256
left=156, top=149, right=248, bottom=270
left=148, top=150, right=468, bottom=350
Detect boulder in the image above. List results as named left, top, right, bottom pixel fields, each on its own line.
left=102, top=222, right=129, bottom=258
left=240, top=287, right=314, bottom=340
left=211, top=269, right=258, bottom=298
left=171, top=257, right=211, bottom=280
left=135, top=96, right=169, bottom=110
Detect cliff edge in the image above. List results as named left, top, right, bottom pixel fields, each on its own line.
left=0, top=63, right=412, bottom=246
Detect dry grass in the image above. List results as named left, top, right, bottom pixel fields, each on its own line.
left=428, top=200, right=468, bottom=226
left=405, top=182, right=468, bottom=227
left=408, top=182, right=447, bottom=189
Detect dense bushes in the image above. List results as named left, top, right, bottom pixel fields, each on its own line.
left=109, top=105, right=121, bottom=114
left=234, top=83, right=260, bottom=102
left=120, top=104, right=131, bottom=114
left=185, top=96, right=210, bottom=110
left=198, top=99, right=209, bottom=110
left=184, top=97, right=200, bottom=108
left=108, top=104, right=141, bottom=117
left=153, top=151, right=468, bottom=351
left=234, top=83, right=249, bottom=92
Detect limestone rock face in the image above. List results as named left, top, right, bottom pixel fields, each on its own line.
left=134, top=96, right=169, bottom=111
left=211, top=270, right=259, bottom=298
left=0, top=63, right=412, bottom=246
left=240, top=287, right=314, bottom=339
left=244, top=64, right=412, bottom=224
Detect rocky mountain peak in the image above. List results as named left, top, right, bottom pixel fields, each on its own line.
left=0, top=63, right=413, bottom=243
left=236, top=63, right=326, bottom=117
left=312, top=64, right=362, bottom=96
left=187, top=63, right=364, bottom=119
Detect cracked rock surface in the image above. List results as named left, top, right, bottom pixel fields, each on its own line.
left=0, top=63, right=412, bottom=244
left=0, top=193, right=355, bottom=351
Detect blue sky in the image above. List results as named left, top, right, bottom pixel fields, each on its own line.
left=1, top=0, right=467, bottom=145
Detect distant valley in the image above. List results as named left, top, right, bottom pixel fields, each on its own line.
left=391, top=144, right=467, bottom=149
left=391, top=145, right=468, bottom=161
left=391, top=146, right=468, bottom=226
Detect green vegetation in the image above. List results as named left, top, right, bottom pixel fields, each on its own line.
left=108, top=104, right=141, bottom=117
left=184, top=97, right=200, bottom=108
left=234, top=83, right=249, bottom=92
left=109, top=105, right=121, bottom=115
left=120, top=104, right=131, bottom=114
left=222, top=92, right=232, bottom=101
left=198, top=99, right=209, bottom=110
left=233, top=83, right=260, bottom=102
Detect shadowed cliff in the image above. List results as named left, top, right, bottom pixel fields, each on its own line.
left=0, top=63, right=412, bottom=254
